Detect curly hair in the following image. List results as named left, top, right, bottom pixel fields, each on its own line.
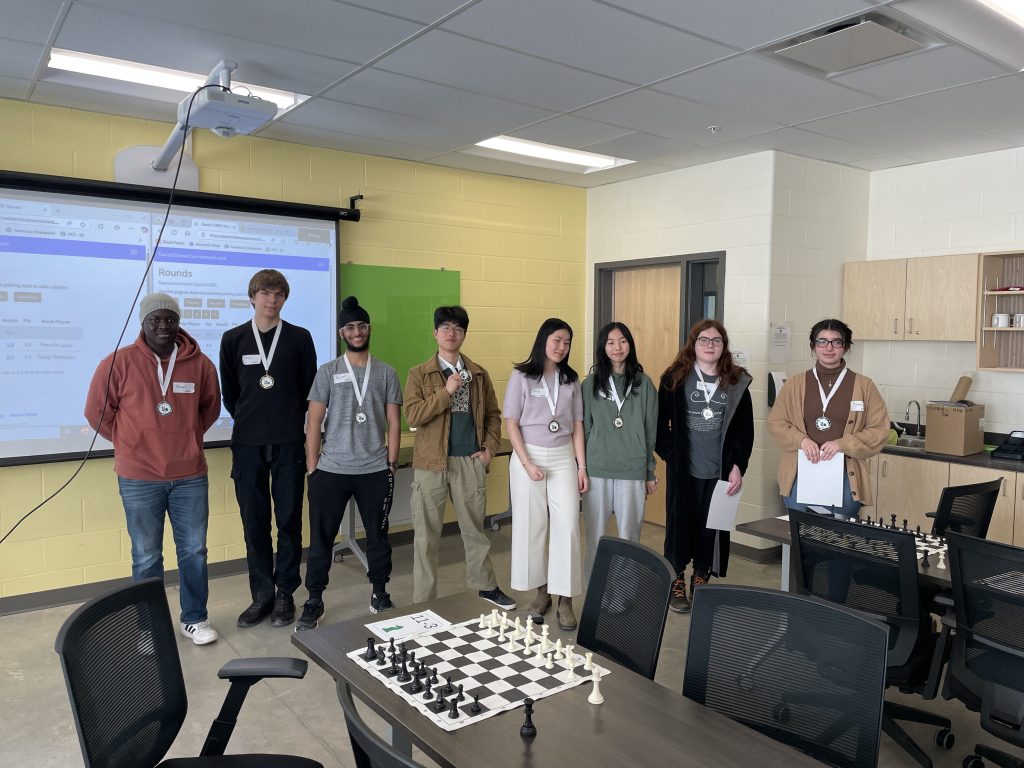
left=662, top=319, right=746, bottom=390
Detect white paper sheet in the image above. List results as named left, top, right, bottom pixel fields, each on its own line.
left=707, top=479, right=743, bottom=531
left=795, top=451, right=845, bottom=507
left=365, top=609, right=450, bottom=641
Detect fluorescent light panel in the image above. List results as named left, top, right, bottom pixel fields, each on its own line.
left=47, top=49, right=306, bottom=111
left=474, top=135, right=633, bottom=173
left=975, top=0, right=1024, bottom=27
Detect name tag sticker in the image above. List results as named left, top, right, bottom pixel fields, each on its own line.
left=850, top=400, right=864, bottom=412
left=173, top=382, right=195, bottom=394
left=333, top=373, right=352, bottom=384
left=530, top=388, right=547, bottom=397
left=242, top=354, right=261, bottom=365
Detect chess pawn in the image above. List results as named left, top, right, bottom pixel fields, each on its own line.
left=490, top=608, right=499, bottom=628
left=545, top=651, right=554, bottom=670
left=523, top=632, right=533, bottom=656
left=553, top=639, right=564, bottom=660
left=499, top=620, right=508, bottom=642
left=937, top=550, right=947, bottom=570
left=513, top=616, right=523, bottom=638
left=584, top=651, right=593, bottom=671
left=588, top=669, right=604, bottom=705
left=478, top=613, right=486, bottom=629
left=566, top=654, right=577, bottom=681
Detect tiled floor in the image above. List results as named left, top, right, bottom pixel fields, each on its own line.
left=2, top=520, right=1021, bottom=767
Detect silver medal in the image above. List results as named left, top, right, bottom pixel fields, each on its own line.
left=701, top=407, right=714, bottom=420
left=548, top=420, right=560, bottom=433
left=613, top=416, right=623, bottom=429
left=356, top=411, right=367, bottom=424
left=156, top=400, right=173, bottom=416
left=459, top=368, right=472, bottom=382
left=259, top=373, right=275, bottom=390
left=815, top=415, right=831, bottom=431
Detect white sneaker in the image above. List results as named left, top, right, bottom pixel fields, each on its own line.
left=180, top=620, right=218, bottom=645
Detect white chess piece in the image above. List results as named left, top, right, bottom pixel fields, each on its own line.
left=541, top=624, right=550, bottom=651
left=525, top=624, right=534, bottom=645
left=490, top=608, right=499, bottom=628
left=588, top=668, right=604, bottom=705
left=536, top=644, right=545, bottom=663
left=478, top=613, right=486, bottom=630
left=554, top=639, right=563, bottom=660
left=524, top=632, right=534, bottom=656
left=584, top=652, right=593, bottom=671
left=545, top=652, right=554, bottom=670
left=566, top=654, right=577, bottom=681
left=498, top=621, right=507, bottom=641
left=513, top=617, right=523, bottom=638
left=508, top=635, right=516, bottom=653
left=501, top=611, right=509, bottom=629
left=938, top=550, right=947, bottom=570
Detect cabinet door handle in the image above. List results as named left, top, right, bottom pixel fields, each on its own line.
left=893, top=318, right=898, bottom=334
left=882, top=460, right=887, bottom=478
left=908, top=317, right=914, bottom=334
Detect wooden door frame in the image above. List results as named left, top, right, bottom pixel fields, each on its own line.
left=593, top=251, right=726, bottom=340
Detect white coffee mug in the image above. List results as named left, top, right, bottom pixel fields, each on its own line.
left=1015, top=313, right=1024, bottom=328
left=993, top=313, right=1011, bottom=328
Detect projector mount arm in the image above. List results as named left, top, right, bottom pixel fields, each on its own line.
left=152, top=59, right=236, bottom=172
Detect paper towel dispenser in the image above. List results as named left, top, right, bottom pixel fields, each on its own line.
left=768, top=371, right=788, bottom=407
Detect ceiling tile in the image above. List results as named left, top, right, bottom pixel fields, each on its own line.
left=335, top=0, right=476, bottom=24
left=508, top=115, right=634, bottom=149
left=552, top=160, right=677, bottom=188
left=905, top=136, right=1014, bottom=163
left=2, top=0, right=64, bottom=44
left=578, top=132, right=701, bottom=162
left=375, top=29, right=633, bottom=112
left=654, top=53, right=879, bottom=125
left=73, top=0, right=424, bottom=62
left=798, top=102, right=987, bottom=152
left=0, top=77, right=31, bottom=101
left=848, top=153, right=924, bottom=170
left=31, top=81, right=178, bottom=122
left=720, top=126, right=878, bottom=164
left=898, top=75, right=1024, bottom=137
left=574, top=88, right=782, bottom=145
left=260, top=122, right=439, bottom=162
left=441, top=0, right=736, bottom=84
left=420, top=151, right=577, bottom=182
left=597, top=0, right=879, bottom=49
left=278, top=97, right=484, bottom=150
left=324, top=68, right=555, bottom=132
left=0, top=38, right=47, bottom=81
left=831, top=45, right=1011, bottom=100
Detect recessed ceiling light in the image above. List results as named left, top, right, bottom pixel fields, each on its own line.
left=47, top=49, right=306, bottom=111
left=470, top=135, right=634, bottom=174
left=975, top=0, right=1024, bottom=27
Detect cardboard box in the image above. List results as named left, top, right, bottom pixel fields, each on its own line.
left=925, top=403, right=985, bottom=456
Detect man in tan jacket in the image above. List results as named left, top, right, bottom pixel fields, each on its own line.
left=404, top=305, right=516, bottom=607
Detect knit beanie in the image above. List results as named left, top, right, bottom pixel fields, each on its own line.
left=139, top=292, right=181, bottom=323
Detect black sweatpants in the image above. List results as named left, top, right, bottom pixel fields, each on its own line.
left=231, top=442, right=306, bottom=603
left=663, top=473, right=730, bottom=579
left=305, top=468, right=394, bottom=600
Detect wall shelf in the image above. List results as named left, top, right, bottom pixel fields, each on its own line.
left=979, top=253, right=1024, bottom=372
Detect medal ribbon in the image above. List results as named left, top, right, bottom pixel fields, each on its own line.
left=694, top=367, right=718, bottom=411
left=342, top=353, right=371, bottom=411
left=811, top=366, right=848, bottom=421
left=251, top=318, right=282, bottom=376
left=154, top=345, right=178, bottom=403
left=438, top=354, right=464, bottom=379
left=540, top=372, right=560, bottom=420
left=607, top=375, right=632, bottom=418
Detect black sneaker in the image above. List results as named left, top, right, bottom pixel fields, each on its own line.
left=669, top=575, right=690, bottom=614
left=271, top=592, right=295, bottom=627
left=370, top=592, right=395, bottom=614
left=237, top=600, right=273, bottom=628
left=294, top=601, right=324, bottom=632
left=478, top=587, right=517, bottom=610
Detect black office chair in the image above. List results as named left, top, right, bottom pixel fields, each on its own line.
left=926, top=479, right=1002, bottom=539
left=576, top=536, right=674, bottom=679
left=944, top=532, right=1024, bottom=768
left=789, top=510, right=954, bottom=768
left=683, top=584, right=888, bottom=768
left=338, top=682, right=425, bottom=768
left=54, top=578, right=322, bottom=768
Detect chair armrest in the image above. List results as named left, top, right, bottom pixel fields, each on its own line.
left=925, top=511, right=937, bottom=519
left=218, top=657, right=308, bottom=681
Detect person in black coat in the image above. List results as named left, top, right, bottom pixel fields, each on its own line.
left=656, top=319, right=754, bottom=614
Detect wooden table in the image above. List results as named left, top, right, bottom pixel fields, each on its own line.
left=736, top=515, right=952, bottom=590
left=293, top=592, right=824, bottom=768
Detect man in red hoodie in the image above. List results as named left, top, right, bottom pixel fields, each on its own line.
left=85, top=292, right=222, bottom=645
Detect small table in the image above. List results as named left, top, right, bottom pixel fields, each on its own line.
left=736, top=515, right=952, bottom=590
left=292, top=592, right=824, bottom=768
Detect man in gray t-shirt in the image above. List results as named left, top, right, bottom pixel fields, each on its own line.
left=295, top=296, right=403, bottom=631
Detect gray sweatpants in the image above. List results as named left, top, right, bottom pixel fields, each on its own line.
left=581, top=476, right=646, bottom=583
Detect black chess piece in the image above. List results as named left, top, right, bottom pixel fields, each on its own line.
left=388, top=638, right=396, bottom=655
left=409, top=666, right=423, bottom=694
left=902, top=519, right=909, bottom=532
left=890, top=514, right=897, bottom=529
left=422, top=678, right=434, bottom=701
left=396, top=657, right=411, bottom=683
left=921, top=549, right=930, bottom=569
left=866, top=515, right=872, bottom=526
left=470, top=693, right=482, bottom=714
left=430, top=667, right=439, bottom=685
left=399, top=642, right=408, bottom=662
left=375, top=646, right=386, bottom=667
left=442, top=674, right=455, bottom=696
left=363, top=637, right=377, bottom=661
left=448, top=697, right=460, bottom=720
left=916, top=524, right=922, bottom=537
left=532, top=615, right=544, bottom=625
left=520, top=698, right=537, bottom=738
left=455, top=684, right=465, bottom=702
left=409, top=651, right=416, bottom=666
left=432, top=688, right=448, bottom=713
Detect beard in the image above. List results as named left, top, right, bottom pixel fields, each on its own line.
left=344, top=333, right=370, bottom=352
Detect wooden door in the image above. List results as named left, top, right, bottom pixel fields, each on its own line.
left=875, top=454, right=949, bottom=532
left=906, top=254, right=978, bottom=341
left=948, top=464, right=1014, bottom=544
left=842, top=260, right=907, bottom=340
left=611, top=266, right=682, bottom=527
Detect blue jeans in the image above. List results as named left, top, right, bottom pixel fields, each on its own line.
left=118, top=475, right=210, bottom=623
left=784, top=471, right=862, bottom=519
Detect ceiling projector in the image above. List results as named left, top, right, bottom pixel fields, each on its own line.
left=177, top=88, right=278, bottom=137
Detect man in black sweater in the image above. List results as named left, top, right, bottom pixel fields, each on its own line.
left=219, top=269, right=317, bottom=628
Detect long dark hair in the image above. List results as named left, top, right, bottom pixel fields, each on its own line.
left=514, top=318, right=578, bottom=384
left=663, top=319, right=746, bottom=390
left=590, top=321, right=643, bottom=397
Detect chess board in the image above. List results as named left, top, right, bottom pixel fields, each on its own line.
left=348, top=617, right=609, bottom=732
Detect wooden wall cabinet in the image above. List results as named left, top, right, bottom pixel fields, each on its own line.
left=978, top=252, right=1024, bottom=372
left=843, top=254, right=978, bottom=341
left=875, top=454, right=949, bottom=531
left=948, top=464, right=1015, bottom=544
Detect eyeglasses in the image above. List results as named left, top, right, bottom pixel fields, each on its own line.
left=342, top=322, right=370, bottom=333
left=696, top=336, right=724, bottom=347
left=814, top=338, right=846, bottom=348
left=437, top=324, right=466, bottom=336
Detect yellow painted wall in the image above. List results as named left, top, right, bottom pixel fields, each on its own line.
left=0, top=98, right=586, bottom=598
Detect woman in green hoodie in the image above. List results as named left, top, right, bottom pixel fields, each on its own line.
left=581, top=322, right=658, bottom=583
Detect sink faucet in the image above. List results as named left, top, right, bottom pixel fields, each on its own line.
left=905, top=400, right=921, bottom=436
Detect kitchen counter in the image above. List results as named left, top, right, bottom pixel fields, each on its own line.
left=881, top=444, right=1023, bottom=473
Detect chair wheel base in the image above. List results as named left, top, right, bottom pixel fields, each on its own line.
left=935, top=728, right=954, bottom=750
left=963, top=755, right=984, bottom=768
